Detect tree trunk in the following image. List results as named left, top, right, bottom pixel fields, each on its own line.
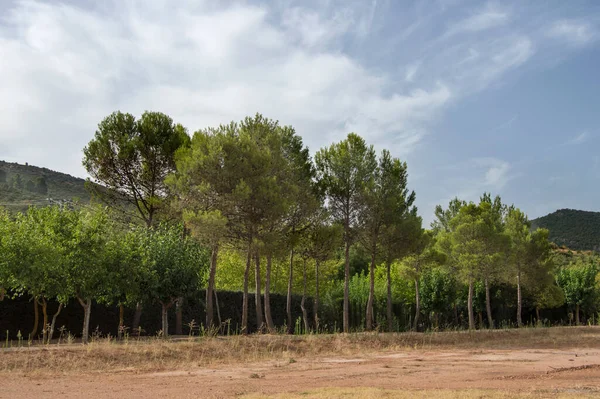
left=467, top=279, right=475, bottom=330
left=254, top=251, right=264, bottom=333
left=132, top=302, right=143, bottom=335
left=49, top=303, right=63, bottom=343
left=516, top=269, right=522, bottom=327
left=241, top=240, right=252, bottom=335
left=214, top=289, right=222, bottom=326
left=413, top=279, right=421, bottom=331
left=314, top=259, right=321, bottom=332
left=366, top=248, right=376, bottom=331
left=175, top=297, right=183, bottom=335
left=386, top=260, right=393, bottom=332
left=31, top=298, right=39, bottom=339
left=77, top=297, right=92, bottom=344
left=117, top=304, right=125, bottom=339
left=576, top=303, right=580, bottom=325
left=206, top=244, right=219, bottom=328
left=485, top=278, right=493, bottom=329
left=343, top=240, right=350, bottom=333
left=478, top=311, right=483, bottom=328
left=161, top=302, right=170, bottom=337
left=286, top=248, right=294, bottom=334
left=535, top=307, right=540, bottom=324
left=301, top=258, right=309, bottom=334
left=41, top=298, right=48, bottom=344
left=264, top=253, right=275, bottom=332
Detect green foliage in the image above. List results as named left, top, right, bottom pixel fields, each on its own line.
left=420, top=267, right=457, bottom=316
left=137, top=224, right=207, bottom=305
left=556, top=257, right=599, bottom=309
left=83, top=111, right=190, bottom=227
left=531, top=209, right=600, bottom=251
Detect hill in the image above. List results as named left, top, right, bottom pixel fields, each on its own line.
left=0, top=160, right=90, bottom=213
left=531, top=209, right=600, bottom=252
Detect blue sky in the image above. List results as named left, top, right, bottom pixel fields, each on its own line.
left=0, top=0, right=599, bottom=224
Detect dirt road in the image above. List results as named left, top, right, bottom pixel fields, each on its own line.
left=2, top=347, right=599, bottom=398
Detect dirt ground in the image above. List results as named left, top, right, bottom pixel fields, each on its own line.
left=1, top=345, right=600, bottom=398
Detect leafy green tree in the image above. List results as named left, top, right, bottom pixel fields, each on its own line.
left=302, top=215, right=343, bottom=331
left=138, top=224, right=206, bottom=336
left=0, top=208, right=14, bottom=302
left=420, top=267, right=457, bottom=329
left=0, top=169, right=6, bottom=184
left=315, top=133, right=377, bottom=332
left=438, top=202, right=486, bottom=330
left=8, top=207, right=71, bottom=342
left=505, top=208, right=554, bottom=326
left=168, top=130, right=230, bottom=329
left=431, top=198, right=466, bottom=232
left=83, top=110, right=190, bottom=332
left=556, top=258, right=599, bottom=325
left=360, top=149, right=416, bottom=330
left=401, top=231, right=445, bottom=330
left=281, top=129, right=319, bottom=334
left=477, top=194, right=510, bottom=329
left=59, top=208, right=117, bottom=343
left=379, top=209, right=421, bottom=331
left=83, top=111, right=190, bottom=227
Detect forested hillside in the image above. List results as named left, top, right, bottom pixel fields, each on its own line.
left=531, top=209, right=600, bottom=251
left=0, top=160, right=90, bottom=212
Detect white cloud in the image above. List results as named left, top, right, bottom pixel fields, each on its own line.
left=0, top=0, right=448, bottom=175
left=568, top=131, right=590, bottom=145
left=405, top=62, right=421, bottom=82
left=446, top=4, right=510, bottom=36
left=547, top=20, right=596, bottom=46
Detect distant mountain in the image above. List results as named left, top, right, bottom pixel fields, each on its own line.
left=531, top=209, right=600, bottom=252
left=0, top=160, right=90, bottom=213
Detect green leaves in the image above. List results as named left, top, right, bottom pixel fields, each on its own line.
left=83, top=111, right=190, bottom=227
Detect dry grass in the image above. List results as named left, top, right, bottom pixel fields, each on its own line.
left=1, top=326, right=599, bottom=375
left=241, top=387, right=600, bottom=399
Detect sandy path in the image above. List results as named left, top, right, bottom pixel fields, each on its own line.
left=1, top=348, right=600, bottom=398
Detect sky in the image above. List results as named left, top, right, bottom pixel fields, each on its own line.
left=1, top=0, right=599, bottom=225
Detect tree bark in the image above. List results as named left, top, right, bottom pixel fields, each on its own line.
left=175, top=297, right=183, bottom=335
left=31, top=298, right=39, bottom=339
left=264, top=252, right=275, bottom=332
left=77, top=296, right=92, bottom=344
left=366, top=247, right=376, bottom=331
left=41, top=298, right=48, bottom=344
left=516, top=269, right=522, bottom=327
left=286, top=248, right=294, bottom=334
left=241, top=240, right=252, bottom=335
left=485, top=278, right=493, bottom=329
left=386, top=260, right=393, bottom=332
left=117, top=304, right=125, bottom=339
left=214, top=289, right=222, bottom=326
left=206, top=244, right=219, bottom=328
left=132, top=302, right=143, bottom=335
left=314, top=259, right=321, bottom=332
left=576, top=303, right=580, bottom=325
left=478, top=311, right=483, bottom=328
left=467, top=279, right=475, bottom=330
left=413, top=279, right=421, bottom=331
left=343, top=239, right=350, bottom=333
left=254, top=251, right=264, bottom=333
left=161, top=302, right=169, bottom=337
left=535, top=307, right=540, bottom=324
left=49, top=303, right=63, bottom=343
left=301, top=258, right=309, bottom=334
